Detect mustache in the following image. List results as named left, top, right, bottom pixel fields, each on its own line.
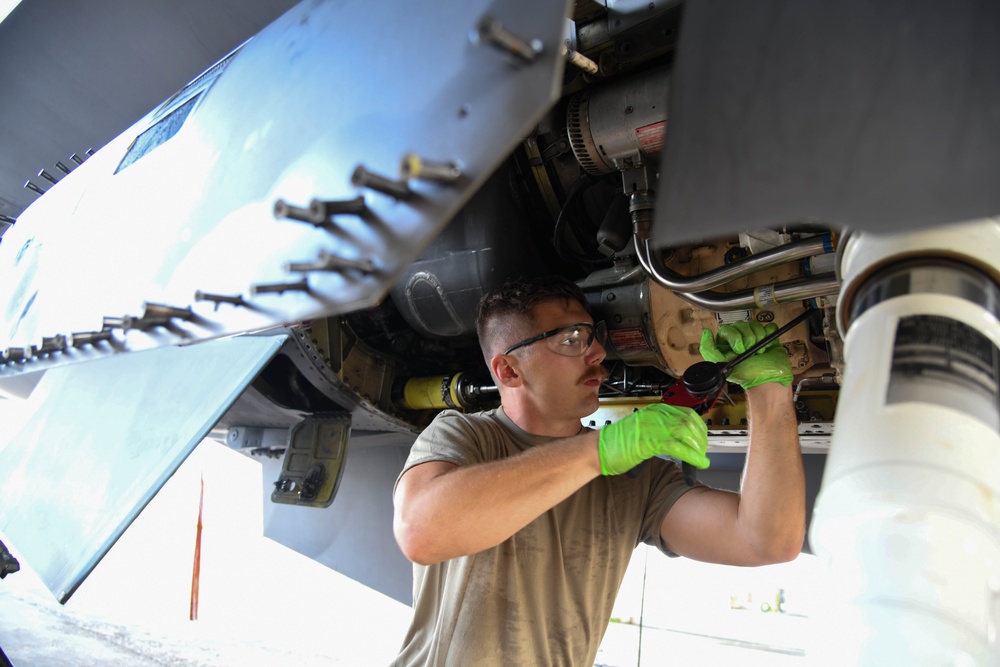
left=582, top=367, right=608, bottom=384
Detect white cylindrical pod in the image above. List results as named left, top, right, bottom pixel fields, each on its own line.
left=810, top=218, right=1000, bottom=665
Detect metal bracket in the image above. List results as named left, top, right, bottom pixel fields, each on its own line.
left=226, top=426, right=289, bottom=457
left=271, top=414, right=351, bottom=508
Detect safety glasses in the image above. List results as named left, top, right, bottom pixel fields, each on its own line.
left=504, top=321, right=607, bottom=357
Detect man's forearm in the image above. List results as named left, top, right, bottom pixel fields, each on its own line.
left=394, top=430, right=602, bottom=565
left=738, top=382, right=806, bottom=561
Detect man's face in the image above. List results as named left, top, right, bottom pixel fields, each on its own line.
left=507, top=298, right=608, bottom=420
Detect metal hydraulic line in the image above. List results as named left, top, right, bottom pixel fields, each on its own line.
left=637, top=234, right=834, bottom=292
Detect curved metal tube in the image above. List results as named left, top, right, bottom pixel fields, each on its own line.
left=674, top=276, right=841, bottom=311
left=633, top=231, right=840, bottom=311
left=637, top=234, right=833, bottom=292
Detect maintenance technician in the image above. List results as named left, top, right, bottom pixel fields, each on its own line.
left=391, top=276, right=805, bottom=665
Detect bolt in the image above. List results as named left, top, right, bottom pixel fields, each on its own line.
left=38, top=169, right=59, bottom=184
left=143, top=302, right=194, bottom=322
left=250, top=279, right=311, bottom=296
left=399, top=154, right=462, bottom=184
left=68, top=330, right=114, bottom=347
left=284, top=251, right=376, bottom=275
left=309, top=196, right=367, bottom=222
left=195, top=291, right=248, bottom=309
left=351, top=165, right=411, bottom=199
left=122, top=314, right=169, bottom=331
left=37, top=335, right=67, bottom=354
left=756, top=311, right=775, bottom=322
left=102, top=316, right=126, bottom=330
left=23, top=181, right=46, bottom=196
left=274, top=198, right=325, bottom=226
left=471, top=14, right=542, bottom=63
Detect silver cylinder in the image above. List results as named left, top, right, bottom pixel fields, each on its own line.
left=567, top=67, right=669, bottom=175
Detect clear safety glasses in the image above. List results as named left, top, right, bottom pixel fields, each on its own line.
left=503, top=321, right=607, bottom=357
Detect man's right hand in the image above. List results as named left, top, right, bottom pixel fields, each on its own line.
left=597, top=404, right=709, bottom=476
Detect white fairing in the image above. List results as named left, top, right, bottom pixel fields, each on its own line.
left=811, top=219, right=1000, bottom=664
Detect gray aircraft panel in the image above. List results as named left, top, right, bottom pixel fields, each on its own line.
left=0, top=334, right=286, bottom=602
left=259, top=433, right=415, bottom=605
left=0, top=0, right=300, bottom=222
left=0, top=0, right=572, bottom=378
left=655, top=0, right=1000, bottom=246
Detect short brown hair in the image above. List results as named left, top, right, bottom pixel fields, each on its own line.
left=475, top=276, right=591, bottom=362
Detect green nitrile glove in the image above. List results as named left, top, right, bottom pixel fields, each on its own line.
left=598, top=403, right=709, bottom=476
left=699, top=321, right=793, bottom=389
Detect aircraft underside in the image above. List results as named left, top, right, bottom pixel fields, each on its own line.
left=0, top=0, right=998, bottom=662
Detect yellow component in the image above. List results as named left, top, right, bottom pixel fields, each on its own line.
left=402, top=373, right=464, bottom=410
left=401, top=153, right=422, bottom=179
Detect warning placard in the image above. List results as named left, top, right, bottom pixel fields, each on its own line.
left=609, top=328, right=651, bottom=355
left=636, top=121, right=666, bottom=155
left=887, top=315, right=1000, bottom=432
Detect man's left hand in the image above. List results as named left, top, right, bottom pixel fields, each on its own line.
left=699, top=321, right=792, bottom=389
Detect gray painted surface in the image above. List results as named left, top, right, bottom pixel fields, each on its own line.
left=261, top=433, right=416, bottom=605
left=0, top=0, right=299, bottom=222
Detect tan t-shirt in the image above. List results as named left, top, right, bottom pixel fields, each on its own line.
left=391, top=407, right=693, bottom=666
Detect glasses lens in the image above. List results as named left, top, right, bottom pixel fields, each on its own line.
left=545, top=323, right=603, bottom=357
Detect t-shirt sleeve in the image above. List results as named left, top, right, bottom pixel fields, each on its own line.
left=394, top=410, right=490, bottom=492
left=639, top=457, right=702, bottom=557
